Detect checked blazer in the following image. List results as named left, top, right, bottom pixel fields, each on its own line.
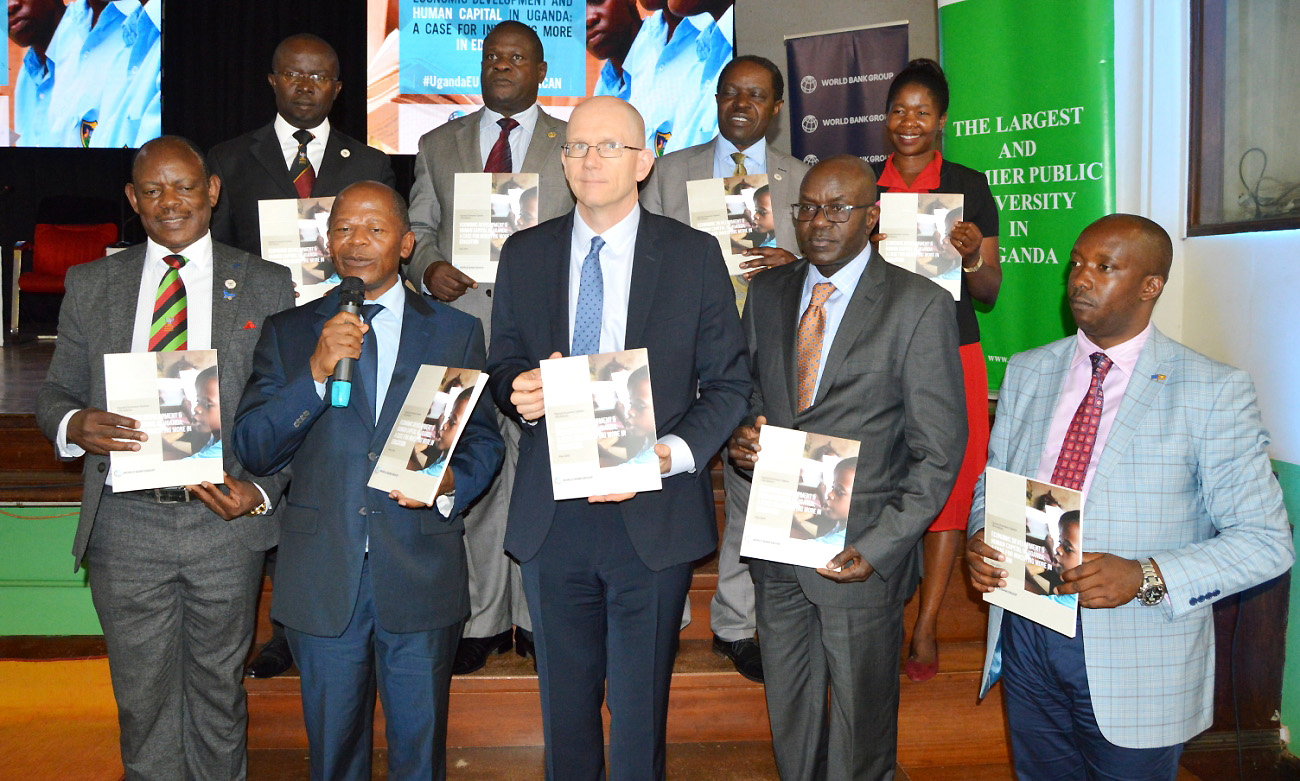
left=971, top=327, right=1293, bottom=748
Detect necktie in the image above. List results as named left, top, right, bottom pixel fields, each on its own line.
left=484, top=117, right=520, bottom=174
left=794, top=282, right=835, bottom=411
left=290, top=129, right=315, bottom=199
left=150, top=254, right=188, bottom=352
left=1050, top=352, right=1114, bottom=490
left=571, top=236, right=605, bottom=356
left=730, top=151, right=748, bottom=177
left=359, top=304, right=384, bottom=423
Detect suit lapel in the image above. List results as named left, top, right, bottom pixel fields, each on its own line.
left=1088, top=329, right=1172, bottom=494
left=548, top=214, right=574, bottom=354
left=625, top=209, right=661, bottom=349
left=521, top=111, right=563, bottom=173
left=687, top=140, right=715, bottom=181
left=777, top=263, right=804, bottom=418
left=109, top=248, right=147, bottom=354
left=458, top=110, right=484, bottom=173
left=210, top=245, right=245, bottom=351
left=251, top=124, right=297, bottom=199
left=374, top=290, right=434, bottom=443
left=811, top=256, right=882, bottom=408
left=1018, top=344, right=1072, bottom=476
left=313, top=130, right=347, bottom=195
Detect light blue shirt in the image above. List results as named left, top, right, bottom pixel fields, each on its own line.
left=671, top=7, right=732, bottom=154
left=14, top=48, right=57, bottom=147
left=798, top=247, right=871, bottom=396
left=712, top=136, right=767, bottom=178
left=594, top=60, right=631, bottom=100
left=478, top=102, right=539, bottom=172
left=190, top=437, right=223, bottom=460
left=46, top=0, right=135, bottom=147
left=625, top=11, right=711, bottom=155
left=313, top=281, right=405, bottom=424
left=89, top=0, right=160, bottom=148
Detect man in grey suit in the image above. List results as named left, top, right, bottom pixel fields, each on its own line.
left=35, top=136, right=294, bottom=780
left=640, top=53, right=808, bottom=682
left=730, top=156, right=966, bottom=780
left=405, top=20, right=574, bottom=673
left=966, top=215, right=1293, bottom=778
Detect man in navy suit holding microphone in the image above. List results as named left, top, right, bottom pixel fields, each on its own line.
left=233, top=181, right=503, bottom=780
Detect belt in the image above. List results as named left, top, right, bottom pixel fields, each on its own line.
left=120, top=486, right=196, bottom=503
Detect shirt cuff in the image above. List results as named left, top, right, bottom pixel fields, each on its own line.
left=435, top=492, right=455, bottom=515
left=57, top=409, right=86, bottom=458
left=252, top=482, right=271, bottom=513
left=314, top=380, right=327, bottom=399
left=658, top=434, right=694, bottom=477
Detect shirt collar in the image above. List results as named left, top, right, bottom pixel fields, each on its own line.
left=877, top=151, right=943, bottom=193
left=1071, top=321, right=1153, bottom=379
left=574, top=204, right=641, bottom=253
left=144, top=232, right=213, bottom=269
left=803, top=244, right=871, bottom=300
left=274, top=114, right=330, bottom=146
left=482, top=102, right=540, bottom=136
left=714, top=135, right=766, bottom=174
left=370, top=278, right=407, bottom=313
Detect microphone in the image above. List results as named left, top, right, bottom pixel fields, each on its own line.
left=330, top=276, right=366, bottom=408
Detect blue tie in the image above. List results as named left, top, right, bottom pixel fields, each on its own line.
left=572, top=236, right=605, bottom=356
left=359, top=304, right=384, bottom=423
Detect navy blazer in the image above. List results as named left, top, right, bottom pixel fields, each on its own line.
left=488, top=208, right=751, bottom=571
left=233, top=286, right=504, bottom=636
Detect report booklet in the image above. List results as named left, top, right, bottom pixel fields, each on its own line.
left=981, top=467, right=1083, bottom=637
left=686, top=173, right=771, bottom=276
left=367, top=364, right=489, bottom=505
left=257, top=196, right=339, bottom=303
left=739, top=425, right=862, bottom=569
left=540, top=348, right=662, bottom=501
left=104, top=349, right=224, bottom=492
left=878, top=192, right=965, bottom=300
left=451, top=172, right=540, bottom=283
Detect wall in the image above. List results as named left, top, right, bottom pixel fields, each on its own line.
left=735, top=0, right=939, bottom=151
left=1115, top=0, right=1300, bottom=741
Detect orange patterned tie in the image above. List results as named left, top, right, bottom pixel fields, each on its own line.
left=795, top=282, right=835, bottom=411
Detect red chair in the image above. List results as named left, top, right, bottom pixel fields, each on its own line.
left=10, top=222, right=118, bottom=336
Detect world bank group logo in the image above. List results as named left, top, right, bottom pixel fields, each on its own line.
left=800, top=75, right=818, bottom=94
left=803, top=154, right=819, bottom=166
left=801, top=115, right=818, bottom=134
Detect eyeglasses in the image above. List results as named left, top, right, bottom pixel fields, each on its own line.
left=790, top=203, right=873, bottom=223
left=272, top=70, right=337, bottom=86
left=561, top=141, right=644, bottom=158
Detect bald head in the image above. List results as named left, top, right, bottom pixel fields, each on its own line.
left=1079, top=213, right=1173, bottom=280
left=570, top=96, right=646, bottom=145
left=805, top=155, right=878, bottom=204
left=132, top=135, right=209, bottom=183
left=563, top=97, right=654, bottom=231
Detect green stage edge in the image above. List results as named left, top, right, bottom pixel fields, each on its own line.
left=0, top=506, right=101, bottom=636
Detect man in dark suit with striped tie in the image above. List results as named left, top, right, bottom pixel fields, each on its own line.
left=35, top=136, right=294, bottom=779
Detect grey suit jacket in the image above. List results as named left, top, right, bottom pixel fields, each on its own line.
left=742, top=253, right=967, bottom=607
left=640, top=138, right=808, bottom=255
left=405, top=107, right=574, bottom=340
left=35, top=241, right=295, bottom=567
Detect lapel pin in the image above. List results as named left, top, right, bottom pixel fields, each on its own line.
left=232, top=262, right=242, bottom=269
left=341, top=148, right=351, bottom=158
left=548, top=131, right=556, bottom=138
left=225, top=279, right=237, bottom=290
left=774, top=173, right=782, bottom=181
left=223, top=290, right=235, bottom=300
left=242, top=321, right=258, bottom=330
left=1151, top=373, right=1167, bottom=381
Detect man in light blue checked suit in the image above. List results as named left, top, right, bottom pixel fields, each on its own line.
left=967, top=214, right=1293, bottom=779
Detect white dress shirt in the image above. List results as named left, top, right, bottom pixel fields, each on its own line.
left=566, top=206, right=694, bottom=476
left=478, top=103, right=539, bottom=172
left=712, top=135, right=767, bottom=178
left=274, top=114, right=330, bottom=174
left=1035, top=323, right=1153, bottom=500
left=798, top=247, right=871, bottom=397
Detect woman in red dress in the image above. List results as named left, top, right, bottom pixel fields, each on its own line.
left=874, top=59, right=1002, bottom=682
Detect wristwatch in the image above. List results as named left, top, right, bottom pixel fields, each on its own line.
left=1137, top=558, right=1166, bottom=606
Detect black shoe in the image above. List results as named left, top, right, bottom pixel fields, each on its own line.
left=245, top=635, right=294, bottom=678
left=452, top=630, right=513, bottom=675
left=514, top=627, right=535, bottom=661
left=712, top=635, right=763, bottom=683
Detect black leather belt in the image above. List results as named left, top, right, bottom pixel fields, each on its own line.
left=121, top=486, right=196, bottom=503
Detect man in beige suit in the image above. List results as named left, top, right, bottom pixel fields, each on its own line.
left=405, top=20, right=575, bottom=674
left=640, top=54, right=808, bottom=682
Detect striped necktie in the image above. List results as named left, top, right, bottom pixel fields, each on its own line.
left=1050, top=352, right=1114, bottom=490
left=484, top=117, right=519, bottom=174
left=290, top=129, right=315, bottom=198
left=150, top=254, right=188, bottom=351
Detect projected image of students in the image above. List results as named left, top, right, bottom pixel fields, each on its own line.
left=186, top=366, right=224, bottom=461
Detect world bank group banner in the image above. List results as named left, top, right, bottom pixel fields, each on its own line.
left=785, top=23, right=909, bottom=166
left=938, top=0, right=1116, bottom=390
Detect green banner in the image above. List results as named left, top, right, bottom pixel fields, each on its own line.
left=938, top=0, right=1115, bottom=390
